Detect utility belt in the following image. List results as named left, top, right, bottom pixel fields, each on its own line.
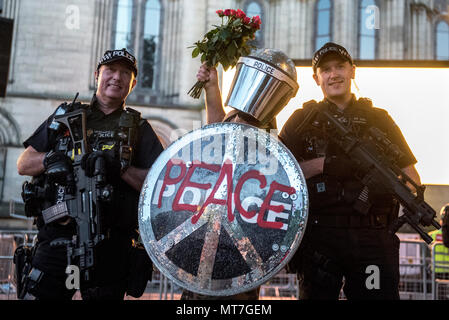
left=309, top=213, right=390, bottom=229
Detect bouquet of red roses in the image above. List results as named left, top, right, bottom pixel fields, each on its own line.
left=188, top=9, right=262, bottom=99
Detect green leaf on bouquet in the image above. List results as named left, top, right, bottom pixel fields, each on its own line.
left=232, top=19, right=242, bottom=27
left=192, top=47, right=200, bottom=58
left=219, top=29, right=231, bottom=41
left=226, top=44, right=237, bottom=59
left=206, top=29, right=217, bottom=38
left=198, top=42, right=208, bottom=52
left=211, top=35, right=219, bottom=44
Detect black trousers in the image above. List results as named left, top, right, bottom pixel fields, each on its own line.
left=296, top=225, right=400, bottom=300
left=29, top=236, right=131, bottom=300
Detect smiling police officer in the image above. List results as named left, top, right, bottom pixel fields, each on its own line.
left=279, top=42, right=421, bottom=300
left=16, top=48, right=164, bottom=300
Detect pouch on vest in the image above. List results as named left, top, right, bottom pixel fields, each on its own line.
left=307, top=175, right=343, bottom=210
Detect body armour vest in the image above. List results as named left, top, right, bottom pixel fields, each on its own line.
left=34, top=99, right=142, bottom=235
left=300, top=97, right=398, bottom=217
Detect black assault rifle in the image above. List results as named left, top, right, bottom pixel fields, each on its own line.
left=50, top=108, right=112, bottom=282
left=299, top=106, right=440, bottom=244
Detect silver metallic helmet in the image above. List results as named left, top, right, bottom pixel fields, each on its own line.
left=224, top=48, right=299, bottom=126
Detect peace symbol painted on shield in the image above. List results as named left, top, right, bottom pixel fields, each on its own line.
left=138, top=123, right=308, bottom=296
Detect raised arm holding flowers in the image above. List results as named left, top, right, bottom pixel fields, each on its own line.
left=188, top=9, right=261, bottom=99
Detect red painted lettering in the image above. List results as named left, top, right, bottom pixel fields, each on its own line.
left=258, top=181, right=295, bottom=229
left=234, top=170, right=267, bottom=220
left=192, top=160, right=234, bottom=224
left=173, top=161, right=220, bottom=212
left=158, top=159, right=187, bottom=208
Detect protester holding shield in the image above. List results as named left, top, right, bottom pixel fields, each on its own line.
left=179, top=48, right=301, bottom=300
left=152, top=8, right=304, bottom=301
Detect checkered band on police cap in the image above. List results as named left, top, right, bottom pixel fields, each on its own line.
left=312, top=42, right=353, bottom=72
left=97, top=48, right=138, bottom=76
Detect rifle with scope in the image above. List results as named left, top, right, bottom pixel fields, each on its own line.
left=49, top=106, right=113, bottom=282
left=296, top=104, right=440, bottom=244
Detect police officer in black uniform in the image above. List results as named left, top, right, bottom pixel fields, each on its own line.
left=279, top=42, right=421, bottom=300
left=16, top=48, right=164, bottom=300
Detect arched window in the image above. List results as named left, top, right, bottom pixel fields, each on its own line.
left=358, top=0, right=379, bottom=59
left=314, top=0, right=333, bottom=51
left=436, top=20, right=449, bottom=60
left=0, top=108, right=21, bottom=200
left=114, top=0, right=133, bottom=50
left=141, top=0, right=161, bottom=89
left=244, top=1, right=264, bottom=48
left=112, top=0, right=163, bottom=91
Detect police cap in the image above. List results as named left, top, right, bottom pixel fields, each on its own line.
left=97, top=48, right=138, bottom=76
left=312, top=42, right=353, bottom=73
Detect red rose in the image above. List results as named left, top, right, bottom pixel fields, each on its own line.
left=189, top=8, right=262, bottom=99
left=236, top=9, right=246, bottom=19
left=251, top=15, right=261, bottom=29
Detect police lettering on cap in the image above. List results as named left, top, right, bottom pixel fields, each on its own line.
left=97, top=48, right=138, bottom=76
left=312, top=42, right=353, bottom=73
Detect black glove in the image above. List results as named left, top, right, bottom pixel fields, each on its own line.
left=43, top=150, right=73, bottom=184
left=81, top=151, right=121, bottom=180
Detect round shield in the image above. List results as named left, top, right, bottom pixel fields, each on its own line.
left=138, top=122, right=308, bottom=296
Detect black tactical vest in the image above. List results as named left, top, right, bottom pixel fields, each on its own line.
left=300, top=97, right=397, bottom=216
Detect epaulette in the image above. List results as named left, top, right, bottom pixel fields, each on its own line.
left=303, top=99, right=319, bottom=111
left=123, top=107, right=145, bottom=127
left=124, top=107, right=141, bottom=116
left=357, top=97, right=373, bottom=109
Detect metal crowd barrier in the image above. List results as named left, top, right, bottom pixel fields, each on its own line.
left=0, top=234, right=15, bottom=299
left=151, top=269, right=179, bottom=300
left=398, top=239, right=431, bottom=300
left=1, top=230, right=448, bottom=300
left=0, top=230, right=38, bottom=299
left=259, top=268, right=298, bottom=299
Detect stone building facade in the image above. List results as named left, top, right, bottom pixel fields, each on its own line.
left=0, top=0, right=448, bottom=223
